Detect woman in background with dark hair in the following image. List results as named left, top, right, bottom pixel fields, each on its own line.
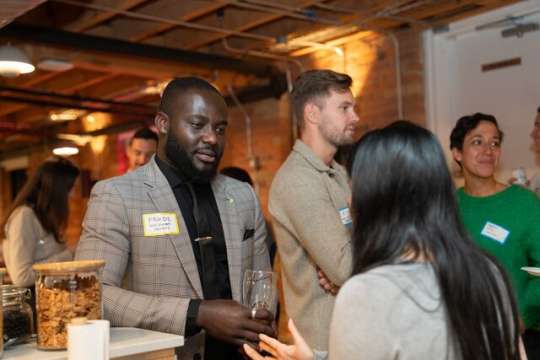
left=450, top=113, right=540, bottom=358
left=1, top=156, right=80, bottom=287
left=244, top=121, right=523, bottom=360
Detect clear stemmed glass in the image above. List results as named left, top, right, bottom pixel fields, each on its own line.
left=242, top=270, right=278, bottom=319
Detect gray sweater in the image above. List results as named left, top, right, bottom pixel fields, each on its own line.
left=3, top=205, right=72, bottom=287
left=328, top=263, right=457, bottom=360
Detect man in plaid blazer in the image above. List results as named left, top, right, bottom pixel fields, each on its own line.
left=76, top=77, right=272, bottom=360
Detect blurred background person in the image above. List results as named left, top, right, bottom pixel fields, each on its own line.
left=450, top=113, right=540, bottom=358
left=528, top=106, right=540, bottom=194
left=126, top=127, right=158, bottom=172
left=244, top=121, right=522, bottom=360
left=220, top=166, right=276, bottom=262
left=0, top=156, right=80, bottom=287
left=507, top=107, right=540, bottom=193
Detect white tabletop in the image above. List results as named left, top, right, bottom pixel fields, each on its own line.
left=2, top=327, right=184, bottom=359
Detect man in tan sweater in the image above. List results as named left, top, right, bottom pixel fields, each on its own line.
left=269, top=69, right=359, bottom=351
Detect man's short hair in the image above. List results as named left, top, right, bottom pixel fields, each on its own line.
left=159, top=77, right=223, bottom=118
left=291, top=69, right=353, bottom=128
left=537, top=106, right=540, bottom=113
left=129, top=127, right=158, bottom=146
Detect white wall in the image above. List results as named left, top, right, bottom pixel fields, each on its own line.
left=425, top=0, right=540, bottom=182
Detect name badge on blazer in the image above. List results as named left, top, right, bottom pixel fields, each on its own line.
left=142, top=212, right=180, bottom=236
left=243, top=229, right=255, bottom=241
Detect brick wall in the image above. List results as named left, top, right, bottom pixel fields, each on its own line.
left=220, top=96, right=292, bottom=218
left=303, top=28, right=426, bottom=131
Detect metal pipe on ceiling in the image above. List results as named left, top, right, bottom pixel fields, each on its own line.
left=0, top=79, right=288, bottom=122
left=231, top=1, right=339, bottom=25
left=51, top=0, right=343, bottom=54
left=221, top=37, right=304, bottom=72
left=0, top=85, right=152, bottom=110
left=0, top=23, right=278, bottom=78
left=0, top=94, right=155, bottom=116
left=53, top=0, right=270, bottom=41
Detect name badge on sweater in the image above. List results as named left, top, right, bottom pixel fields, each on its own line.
left=481, top=222, right=509, bottom=244
left=142, top=213, right=180, bottom=236
left=338, top=207, right=353, bottom=229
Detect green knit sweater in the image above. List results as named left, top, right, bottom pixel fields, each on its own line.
left=457, top=185, right=540, bottom=329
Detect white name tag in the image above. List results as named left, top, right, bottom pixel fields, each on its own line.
left=142, top=212, right=180, bottom=236
left=338, top=207, right=353, bottom=228
left=481, top=221, right=509, bottom=244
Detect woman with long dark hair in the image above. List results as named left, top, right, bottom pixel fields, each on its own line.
left=1, top=156, right=80, bottom=287
left=450, top=113, right=540, bottom=358
left=244, top=121, right=522, bottom=360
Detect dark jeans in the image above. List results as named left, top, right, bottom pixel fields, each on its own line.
left=523, top=329, right=540, bottom=359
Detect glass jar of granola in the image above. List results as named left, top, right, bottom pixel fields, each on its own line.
left=32, top=260, right=105, bottom=350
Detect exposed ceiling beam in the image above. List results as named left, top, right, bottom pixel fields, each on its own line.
left=184, top=0, right=323, bottom=50
left=18, top=43, right=258, bottom=86
left=0, top=0, right=47, bottom=28
left=60, top=73, right=120, bottom=94
left=0, top=85, right=153, bottom=110
left=0, top=68, right=116, bottom=120
left=0, top=94, right=155, bottom=116
left=65, top=0, right=150, bottom=32
left=126, top=1, right=230, bottom=42
left=0, top=71, right=62, bottom=117
left=0, top=23, right=280, bottom=78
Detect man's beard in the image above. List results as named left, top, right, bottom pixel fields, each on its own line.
left=320, top=122, right=355, bottom=148
left=165, top=135, right=219, bottom=183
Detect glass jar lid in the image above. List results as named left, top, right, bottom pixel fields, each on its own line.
left=32, top=260, right=105, bottom=275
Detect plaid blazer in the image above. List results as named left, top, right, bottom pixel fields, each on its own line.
left=76, top=157, right=270, bottom=359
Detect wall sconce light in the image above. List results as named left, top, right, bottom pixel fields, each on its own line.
left=0, top=44, right=35, bottom=77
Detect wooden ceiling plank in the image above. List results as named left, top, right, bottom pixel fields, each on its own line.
left=1, top=70, right=119, bottom=123
left=396, top=1, right=475, bottom=21
left=62, top=73, right=120, bottom=94
left=0, top=71, right=63, bottom=117
left=130, top=0, right=230, bottom=42
left=21, top=43, right=257, bottom=84
left=33, top=69, right=109, bottom=92
left=201, top=0, right=414, bottom=55
left=82, top=0, right=230, bottom=43
left=183, top=0, right=323, bottom=50
left=430, top=1, right=521, bottom=26
left=6, top=76, right=151, bottom=125
left=65, top=0, right=150, bottom=32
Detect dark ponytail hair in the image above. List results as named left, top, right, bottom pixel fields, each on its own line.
left=1, top=156, right=80, bottom=242
left=349, top=120, right=519, bottom=360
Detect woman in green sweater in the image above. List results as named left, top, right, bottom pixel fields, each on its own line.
left=450, top=113, right=540, bottom=358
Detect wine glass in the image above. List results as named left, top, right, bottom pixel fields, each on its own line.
left=242, top=270, right=278, bottom=319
